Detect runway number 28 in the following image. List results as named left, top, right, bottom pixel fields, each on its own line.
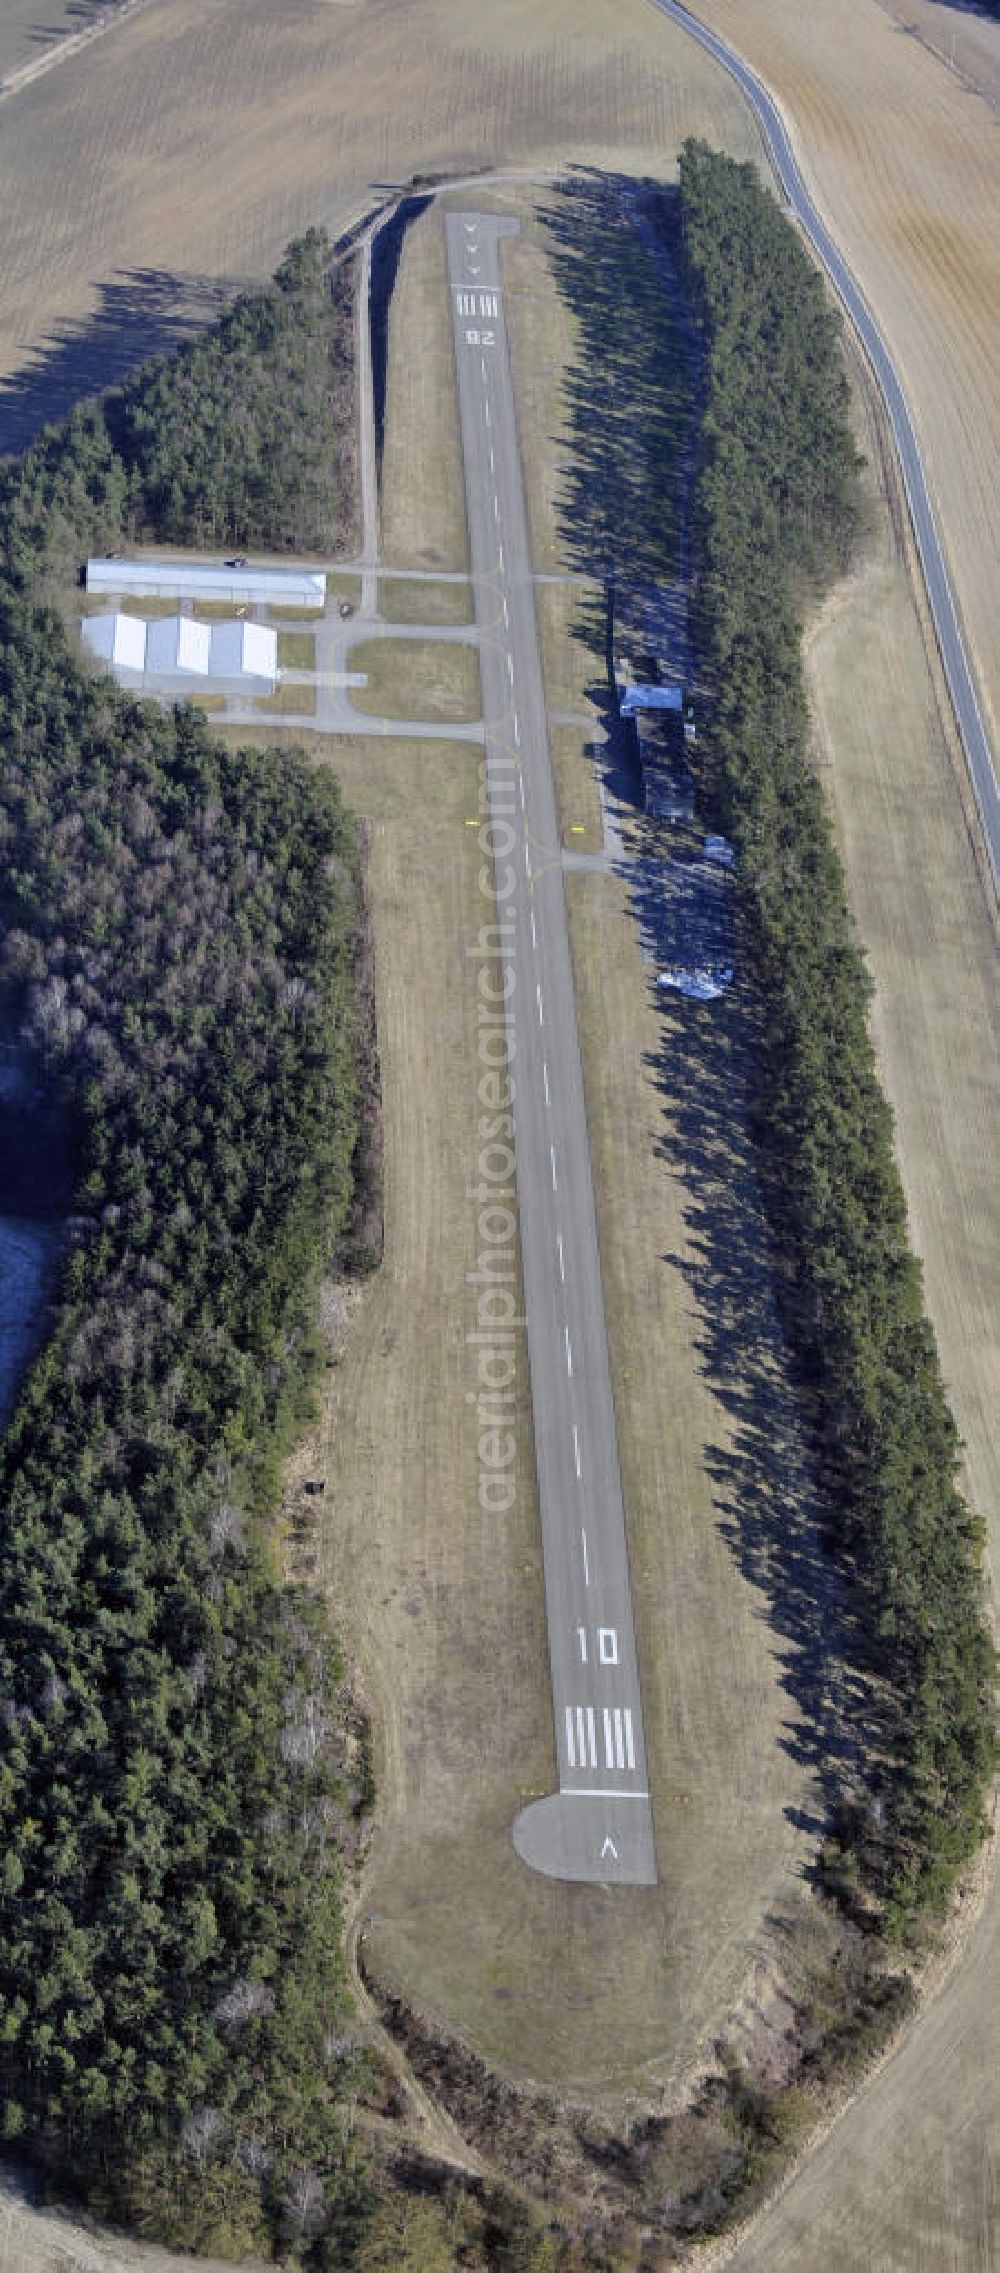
left=577, top=1626, right=619, bottom=1666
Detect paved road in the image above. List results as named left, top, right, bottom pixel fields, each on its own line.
left=649, top=0, right=1000, bottom=900
left=445, top=212, right=656, bottom=1887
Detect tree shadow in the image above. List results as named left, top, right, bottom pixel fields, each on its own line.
left=541, top=171, right=870, bottom=1851
left=368, top=193, right=432, bottom=474
left=0, top=267, right=231, bottom=461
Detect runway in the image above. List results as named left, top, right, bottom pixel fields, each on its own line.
left=445, top=211, right=657, bottom=1887
left=649, top=0, right=1000, bottom=900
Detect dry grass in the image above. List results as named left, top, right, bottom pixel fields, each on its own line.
left=378, top=575, right=474, bottom=626
left=378, top=204, right=468, bottom=572
left=253, top=678, right=316, bottom=717
left=719, top=315, right=1000, bottom=2273
left=347, top=635, right=481, bottom=723
left=548, top=723, right=603, bottom=851
left=276, top=629, right=316, bottom=669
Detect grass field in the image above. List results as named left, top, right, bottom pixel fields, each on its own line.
left=718, top=313, right=1000, bottom=2273
left=276, top=629, right=315, bottom=669
left=378, top=204, right=469, bottom=573
left=253, top=679, right=317, bottom=717
left=347, top=634, right=481, bottom=723
left=378, top=575, right=473, bottom=626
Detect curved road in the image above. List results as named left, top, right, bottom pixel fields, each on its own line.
left=648, top=0, right=1000, bottom=899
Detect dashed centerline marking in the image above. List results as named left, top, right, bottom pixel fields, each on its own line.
left=512, top=710, right=520, bottom=744
left=542, top=1058, right=550, bottom=1104
left=519, top=774, right=526, bottom=810
left=484, top=397, right=491, bottom=428
left=581, top=1527, right=590, bottom=1586
left=557, top=1232, right=565, bottom=1282
left=536, top=980, right=544, bottom=1024
left=564, top=1325, right=573, bottom=1377
left=550, top=1142, right=558, bottom=1191
left=573, top=1422, right=582, bottom=1478
left=506, top=653, right=514, bottom=686
left=525, top=844, right=532, bottom=879
left=530, top=907, right=537, bottom=949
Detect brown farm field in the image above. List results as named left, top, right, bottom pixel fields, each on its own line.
left=690, top=0, right=1000, bottom=756
left=0, top=0, right=759, bottom=455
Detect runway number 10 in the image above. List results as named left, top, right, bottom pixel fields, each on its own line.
left=577, top=1626, right=619, bottom=1666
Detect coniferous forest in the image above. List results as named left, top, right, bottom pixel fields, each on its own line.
left=678, top=140, right=996, bottom=1934
left=0, top=238, right=371, bottom=2260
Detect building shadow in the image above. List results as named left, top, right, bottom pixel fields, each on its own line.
left=0, top=267, right=232, bottom=460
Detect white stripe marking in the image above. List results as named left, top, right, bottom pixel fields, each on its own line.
left=577, top=1625, right=588, bottom=1664
left=484, top=397, right=491, bottom=427
left=613, top=1707, right=624, bottom=1772
left=565, top=1706, right=577, bottom=1769
left=525, top=844, right=531, bottom=878
left=493, top=491, right=500, bottom=519
left=573, top=1422, right=581, bottom=1478
left=506, top=653, right=514, bottom=686
left=489, top=442, right=495, bottom=476
left=530, top=907, right=537, bottom=949
left=502, top=594, right=509, bottom=628
left=624, top=1708, right=635, bottom=1772
left=542, top=1058, right=549, bottom=1103
left=550, top=1141, right=557, bottom=1190
left=586, top=1707, right=597, bottom=1769
left=603, top=1708, right=615, bottom=1769
left=513, top=711, right=520, bottom=744
left=536, top=980, right=544, bottom=1024
left=520, top=774, right=526, bottom=811
left=557, top=1233, right=565, bottom=1281
left=498, top=540, right=504, bottom=571
left=560, top=1787, right=650, bottom=1800
left=576, top=1706, right=587, bottom=1768
left=564, top=1326, right=573, bottom=1377
left=581, top=1527, right=590, bottom=1586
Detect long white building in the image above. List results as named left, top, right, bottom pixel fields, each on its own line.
left=86, top=557, right=326, bottom=611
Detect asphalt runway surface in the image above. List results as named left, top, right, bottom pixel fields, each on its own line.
left=445, top=211, right=657, bottom=1886
left=650, top=0, right=1000, bottom=899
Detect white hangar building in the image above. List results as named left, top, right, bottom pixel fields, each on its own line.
left=209, top=619, right=276, bottom=689
left=82, top=611, right=147, bottom=678
left=145, top=615, right=211, bottom=677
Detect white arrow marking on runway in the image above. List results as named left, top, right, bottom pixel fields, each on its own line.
left=601, top=1837, right=619, bottom=1862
